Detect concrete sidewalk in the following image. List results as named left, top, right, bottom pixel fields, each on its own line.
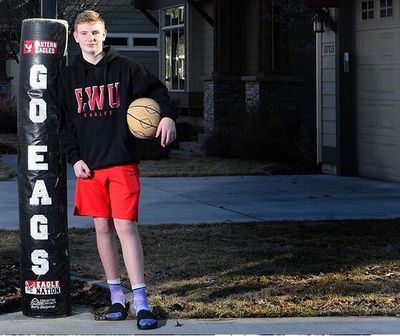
left=1, top=154, right=400, bottom=230
left=1, top=306, right=400, bottom=334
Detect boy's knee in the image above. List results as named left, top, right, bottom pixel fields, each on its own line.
left=114, top=219, right=138, bottom=237
left=94, top=218, right=115, bottom=234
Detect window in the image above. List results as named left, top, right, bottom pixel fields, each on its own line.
left=105, top=37, right=129, bottom=47
left=162, top=6, right=185, bottom=91
left=362, top=0, right=374, bottom=20
left=104, top=33, right=159, bottom=51
left=380, top=0, right=393, bottom=17
left=133, top=37, right=158, bottom=47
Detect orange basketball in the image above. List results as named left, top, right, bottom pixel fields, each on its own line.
left=127, top=98, right=161, bottom=139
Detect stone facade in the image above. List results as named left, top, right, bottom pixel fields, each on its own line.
left=203, top=77, right=245, bottom=132
left=245, top=81, right=260, bottom=113
left=203, top=76, right=303, bottom=132
left=0, top=77, right=13, bottom=97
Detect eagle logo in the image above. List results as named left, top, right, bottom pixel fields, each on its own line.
left=23, top=40, right=34, bottom=54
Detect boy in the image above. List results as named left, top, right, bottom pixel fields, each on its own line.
left=58, top=10, right=177, bottom=330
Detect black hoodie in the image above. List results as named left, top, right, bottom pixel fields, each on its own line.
left=58, top=47, right=177, bottom=169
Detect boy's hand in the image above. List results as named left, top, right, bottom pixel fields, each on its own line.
left=73, top=160, right=91, bottom=178
left=156, top=117, right=176, bottom=147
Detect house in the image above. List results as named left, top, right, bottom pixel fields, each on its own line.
left=0, top=2, right=160, bottom=97
left=1, top=0, right=317, bottom=164
left=68, top=3, right=160, bottom=77
left=308, top=0, right=400, bottom=182
left=133, top=0, right=316, bottom=152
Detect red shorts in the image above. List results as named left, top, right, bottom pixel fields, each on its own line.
left=74, top=163, right=140, bottom=221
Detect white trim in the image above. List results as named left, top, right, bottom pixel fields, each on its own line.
left=169, top=89, right=186, bottom=92
left=105, top=33, right=159, bottom=51
left=160, top=4, right=187, bottom=92
left=316, top=32, right=322, bottom=164
left=161, top=24, right=185, bottom=30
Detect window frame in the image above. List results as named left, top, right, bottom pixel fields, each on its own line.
left=160, top=5, right=186, bottom=92
left=380, top=0, right=393, bottom=17
left=104, top=33, right=159, bottom=52
left=361, top=0, right=375, bottom=20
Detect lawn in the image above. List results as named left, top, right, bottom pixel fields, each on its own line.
left=2, top=133, right=395, bottom=320
left=2, top=220, right=400, bottom=318
left=0, top=132, right=279, bottom=179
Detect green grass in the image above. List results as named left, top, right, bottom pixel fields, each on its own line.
left=2, top=220, right=400, bottom=318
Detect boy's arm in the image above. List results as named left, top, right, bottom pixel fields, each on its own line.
left=130, top=63, right=178, bottom=121
left=130, top=63, right=178, bottom=146
left=57, top=74, right=82, bottom=166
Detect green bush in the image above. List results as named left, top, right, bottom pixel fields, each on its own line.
left=0, top=96, right=17, bottom=133
left=204, top=107, right=316, bottom=167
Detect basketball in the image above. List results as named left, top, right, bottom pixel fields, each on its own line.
left=127, top=98, right=161, bottom=139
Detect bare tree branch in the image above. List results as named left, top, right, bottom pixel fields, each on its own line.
left=0, top=0, right=126, bottom=63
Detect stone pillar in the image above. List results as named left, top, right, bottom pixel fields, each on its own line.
left=203, top=77, right=245, bottom=133
left=203, top=79, right=215, bottom=132
left=245, top=80, right=260, bottom=113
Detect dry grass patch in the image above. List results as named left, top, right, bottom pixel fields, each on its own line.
left=0, top=133, right=17, bottom=180
left=0, top=132, right=275, bottom=179
left=0, top=133, right=17, bottom=154
left=0, top=164, right=13, bottom=181
left=138, top=151, right=274, bottom=177
left=2, top=220, right=400, bottom=318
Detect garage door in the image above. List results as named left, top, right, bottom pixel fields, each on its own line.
left=357, top=0, right=400, bottom=181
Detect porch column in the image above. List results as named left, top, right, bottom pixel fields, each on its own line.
left=336, top=0, right=356, bottom=175
left=213, top=0, right=242, bottom=76
left=256, top=0, right=274, bottom=76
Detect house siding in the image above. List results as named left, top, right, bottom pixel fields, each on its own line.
left=188, top=1, right=213, bottom=92
left=67, top=3, right=159, bottom=76
left=102, top=5, right=158, bottom=33
left=321, top=10, right=337, bottom=149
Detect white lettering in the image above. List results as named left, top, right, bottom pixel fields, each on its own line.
left=30, top=215, right=48, bottom=240
left=29, top=98, right=47, bottom=123
left=30, top=64, right=47, bottom=90
left=29, top=180, right=52, bottom=205
left=27, top=64, right=50, bottom=276
left=31, top=250, right=49, bottom=275
left=28, top=145, right=48, bottom=170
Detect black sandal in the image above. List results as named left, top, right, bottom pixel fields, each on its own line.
left=105, top=302, right=128, bottom=321
left=136, top=309, right=158, bottom=330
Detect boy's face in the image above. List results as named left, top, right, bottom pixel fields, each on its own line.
left=73, top=21, right=106, bottom=56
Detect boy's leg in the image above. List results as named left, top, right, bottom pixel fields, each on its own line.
left=113, top=219, right=144, bottom=284
left=93, top=217, right=120, bottom=280
left=114, top=219, right=157, bottom=329
left=94, top=217, right=128, bottom=320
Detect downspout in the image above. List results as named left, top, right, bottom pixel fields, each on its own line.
left=316, top=32, right=322, bottom=164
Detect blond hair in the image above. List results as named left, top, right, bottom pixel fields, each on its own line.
left=74, top=10, right=105, bottom=31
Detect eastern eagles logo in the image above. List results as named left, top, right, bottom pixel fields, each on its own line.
left=23, top=40, right=58, bottom=55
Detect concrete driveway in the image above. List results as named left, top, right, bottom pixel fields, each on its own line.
left=1, top=154, right=400, bottom=229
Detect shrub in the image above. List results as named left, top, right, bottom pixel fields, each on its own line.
left=204, top=107, right=316, bottom=167
left=0, top=96, right=17, bottom=133
left=170, top=121, right=197, bottom=149
left=137, top=138, right=170, bottom=160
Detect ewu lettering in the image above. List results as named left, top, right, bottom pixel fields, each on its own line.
left=74, top=82, right=120, bottom=117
